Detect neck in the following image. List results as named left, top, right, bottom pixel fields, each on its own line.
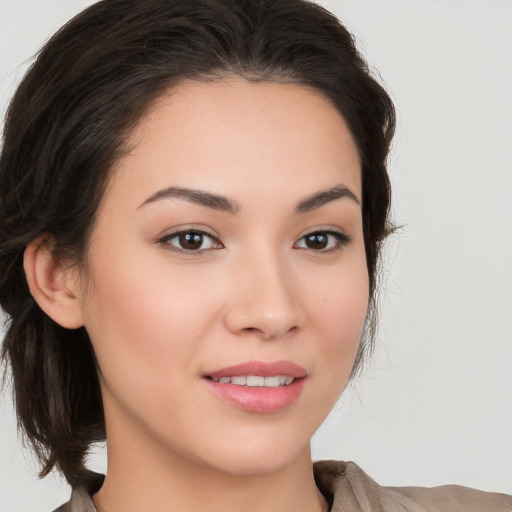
left=93, top=408, right=328, bottom=512
left=94, top=439, right=327, bottom=512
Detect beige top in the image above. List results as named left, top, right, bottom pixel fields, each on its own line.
left=53, top=460, right=512, bottom=512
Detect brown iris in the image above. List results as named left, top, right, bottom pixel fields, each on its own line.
left=179, top=231, right=204, bottom=250
left=304, top=233, right=329, bottom=250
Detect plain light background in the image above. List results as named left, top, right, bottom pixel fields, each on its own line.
left=1, top=1, right=511, bottom=510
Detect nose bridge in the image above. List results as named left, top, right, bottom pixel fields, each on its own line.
left=224, top=242, right=301, bottom=339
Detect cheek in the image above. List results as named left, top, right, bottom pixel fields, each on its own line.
left=302, top=249, right=369, bottom=386
left=306, top=249, right=369, bottom=335
left=79, top=246, right=223, bottom=392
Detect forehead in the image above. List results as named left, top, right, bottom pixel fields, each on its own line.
left=106, top=78, right=361, bottom=210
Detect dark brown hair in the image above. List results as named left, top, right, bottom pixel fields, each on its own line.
left=0, top=0, right=395, bottom=484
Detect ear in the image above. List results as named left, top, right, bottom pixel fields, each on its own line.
left=23, top=236, right=85, bottom=329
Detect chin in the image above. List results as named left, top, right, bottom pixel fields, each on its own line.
left=197, top=432, right=311, bottom=476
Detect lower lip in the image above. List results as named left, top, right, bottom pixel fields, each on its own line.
left=204, top=378, right=306, bottom=413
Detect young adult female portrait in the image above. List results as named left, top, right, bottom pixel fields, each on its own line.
left=1, top=0, right=511, bottom=511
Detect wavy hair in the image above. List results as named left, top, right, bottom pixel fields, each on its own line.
left=0, top=0, right=395, bottom=484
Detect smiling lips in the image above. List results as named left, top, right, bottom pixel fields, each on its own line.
left=204, top=360, right=307, bottom=413
left=211, top=375, right=295, bottom=386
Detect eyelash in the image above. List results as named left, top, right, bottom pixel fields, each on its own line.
left=157, top=230, right=223, bottom=255
left=294, top=230, right=351, bottom=252
left=157, top=229, right=351, bottom=255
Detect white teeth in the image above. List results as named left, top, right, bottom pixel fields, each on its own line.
left=247, top=375, right=265, bottom=387
left=264, top=376, right=281, bottom=387
left=211, top=375, right=295, bottom=387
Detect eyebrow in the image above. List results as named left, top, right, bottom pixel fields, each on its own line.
left=138, top=186, right=240, bottom=214
left=138, top=183, right=359, bottom=214
left=294, top=184, right=360, bottom=214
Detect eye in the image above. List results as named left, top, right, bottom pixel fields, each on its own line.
left=158, top=230, right=222, bottom=254
left=294, top=230, right=350, bottom=251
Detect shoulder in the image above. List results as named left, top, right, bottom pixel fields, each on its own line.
left=313, top=460, right=512, bottom=512
left=51, top=470, right=104, bottom=512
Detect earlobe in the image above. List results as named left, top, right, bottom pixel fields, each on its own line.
left=23, top=236, right=85, bottom=329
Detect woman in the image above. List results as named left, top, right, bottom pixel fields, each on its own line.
left=1, top=1, right=510, bottom=511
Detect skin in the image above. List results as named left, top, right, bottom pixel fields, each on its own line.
left=28, top=79, right=368, bottom=512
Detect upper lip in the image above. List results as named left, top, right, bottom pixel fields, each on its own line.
left=206, top=360, right=307, bottom=379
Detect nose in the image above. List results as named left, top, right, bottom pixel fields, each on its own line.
left=223, top=249, right=303, bottom=340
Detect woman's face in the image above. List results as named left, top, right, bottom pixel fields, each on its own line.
left=76, top=79, right=368, bottom=475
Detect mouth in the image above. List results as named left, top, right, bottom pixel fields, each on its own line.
left=205, top=359, right=307, bottom=381
left=203, top=360, right=307, bottom=412
left=206, top=375, right=296, bottom=387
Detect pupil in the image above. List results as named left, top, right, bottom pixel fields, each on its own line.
left=179, top=231, right=203, bottom=250
left=306, top=233, right=328, bottom=249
